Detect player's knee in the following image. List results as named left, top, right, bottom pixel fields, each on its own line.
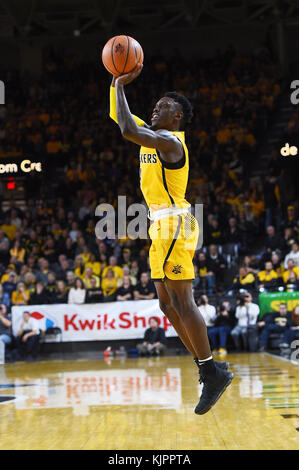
left=169, top=294, right=194, bottom=317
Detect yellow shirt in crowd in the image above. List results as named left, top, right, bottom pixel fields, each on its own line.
left=101, top=265, right=124, bottom=280
left=1, top=223, right=18, bottom=241
left=233, top=273, right=256, bottom=285
left=83, top=276, right=100, bottom=289
left=258, top=270, right=278, bottom=282
left=11, top=290, right=30, bottom=305
left=85, top=261, right=101, bottom=276
left=282, top=268, right=299, bottom=283
left=101, top=278, right=117, bottom=296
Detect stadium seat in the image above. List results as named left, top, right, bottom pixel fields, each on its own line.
left=268, top=333, right=284, bottom=350
left=221, top=244, right=239, bottom=268
left=39, top=327, right=63, bottom=356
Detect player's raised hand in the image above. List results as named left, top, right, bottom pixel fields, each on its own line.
left=115, top=63, right=143, bottom=86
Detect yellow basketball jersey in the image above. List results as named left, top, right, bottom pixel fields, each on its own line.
left=139, top=131, right=190, bottom=211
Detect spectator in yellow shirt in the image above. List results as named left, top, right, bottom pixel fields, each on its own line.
left=74, top=255, right=85, bottom=279
left=271, top=253, right=284, bottom=278
left=66, top=161, right=81, bottom=181
left=1, top=264, right=18, bottom=283
left=216, top=127, right=231, bottom=144
left=101, top=256, right=124, bottom=281
left=23, top=272, right=36, bottom=297
left=79, top=163, right=96, bottom=182
left=249, top=192, right=265, bottom=218
left=258, top=261, right=278, bottom=290
left=82, top=267, right=100, bottom=289
left=0, top=216, right=18, bottom=241
left=85, top=253, right=101, bottom=276
left=101, top=269, right=117, bottom=301
left=233, top=267, right=256, bottom=291
left=11, top=282, right=30, bottom=306
left=283, top=271, right=299, bottom=292
left=282, top=259, right=299, bottom=283
left=9, top=240, right=26, bottom=264
left=39, top=112, right=50, bottom=125
left=46, top=136, right=61, bottom=154
left=79, top=245, right=91, bottom=265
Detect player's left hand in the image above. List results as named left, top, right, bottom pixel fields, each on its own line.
left=115, top=63, right=143, bottom=86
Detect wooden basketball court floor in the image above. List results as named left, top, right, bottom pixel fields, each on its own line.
left=0, top=353, right=298, bottom=450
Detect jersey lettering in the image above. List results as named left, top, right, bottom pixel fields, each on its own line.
left=139, top=153, right=157, bottom=164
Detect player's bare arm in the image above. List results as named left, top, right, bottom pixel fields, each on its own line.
left=114, top=66, right=183, bottom=163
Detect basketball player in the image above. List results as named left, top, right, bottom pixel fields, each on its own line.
left=108, top=63, right=233, bottom=415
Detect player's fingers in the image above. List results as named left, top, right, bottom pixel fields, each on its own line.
left=134, top=63, right=143, bottom=76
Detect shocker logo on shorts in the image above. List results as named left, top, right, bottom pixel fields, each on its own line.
left=172, top=264, right=183, bottom=274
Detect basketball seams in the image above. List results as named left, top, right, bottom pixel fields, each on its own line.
left=122, top=35, right=130, bottom=74
left=111, top=37, right=120, bottom=75
left=104, top=59, right=117, bottom=76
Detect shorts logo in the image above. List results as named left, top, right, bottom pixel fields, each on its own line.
left=172, top=264, right=183, bottom=274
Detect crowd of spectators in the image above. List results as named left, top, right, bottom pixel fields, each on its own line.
left=0, top=45, right=298, bottom=337
left=198, top=294, right=299, bottom=358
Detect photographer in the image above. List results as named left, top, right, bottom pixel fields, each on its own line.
left=231, top=292, right=260, bottom=352
left=208, top=303, right=234, bottom=355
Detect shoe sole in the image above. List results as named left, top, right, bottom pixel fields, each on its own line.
left=195, top=372, right=234, bottom=415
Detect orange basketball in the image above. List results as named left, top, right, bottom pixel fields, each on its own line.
left=102, top=35, right=143, bottom=77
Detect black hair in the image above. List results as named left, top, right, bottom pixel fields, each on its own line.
left=164, top=91, right=193, bottom=129
left=75, top=277, right=85, bottom=289
left=199, top=295, right=208, bottom=305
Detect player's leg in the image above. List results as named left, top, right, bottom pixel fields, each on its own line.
left=154, top=280, right=197, bottom=357
left=155, top=281, right=229, bottom=373
left=164, top=277, right=233, bottom=415
left=164, top=278, right=212, bottom=360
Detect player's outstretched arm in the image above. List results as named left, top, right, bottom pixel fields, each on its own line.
left=109, top=76, right=147, bottom=127
left=115, top=68, right=181, bottom=157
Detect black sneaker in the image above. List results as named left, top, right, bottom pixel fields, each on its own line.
left=194, top=358, right=229, bottom=372
left=214, top=360, right=229, bottom=370
left=194, top=359, right=229, bottom=384
left=198, top=361, right=229, bottom=386
left=195, top=367, right=234, bottom=415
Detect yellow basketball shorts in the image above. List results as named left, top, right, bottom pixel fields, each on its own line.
left=148, top=213, right=199, bottom=281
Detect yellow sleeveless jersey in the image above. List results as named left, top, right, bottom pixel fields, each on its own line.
left=139, top=131, right=190, bottom=211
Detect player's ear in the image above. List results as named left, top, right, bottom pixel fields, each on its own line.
left=174, top=109, right=183, bottom=121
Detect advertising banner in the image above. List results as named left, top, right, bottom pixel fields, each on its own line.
left=258, top=291, right=299, bottom=317
left=11, top=300, right=178, bottom=342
